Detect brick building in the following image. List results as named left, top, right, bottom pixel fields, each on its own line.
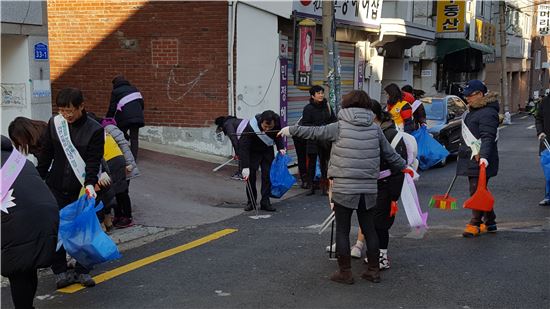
left=47, top=1, right=229, bottom=155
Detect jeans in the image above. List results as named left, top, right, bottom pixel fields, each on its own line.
left=8, top=269, right=37, bottom=309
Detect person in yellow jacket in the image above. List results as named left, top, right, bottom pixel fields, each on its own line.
left=384, top=83, right=415, bottom=133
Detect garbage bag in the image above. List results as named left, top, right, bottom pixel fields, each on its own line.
left=541, top=149, right=550, bottom=194
left=57, top=196, right=121, bottom=268
left=411, top=126, right=449, bottom=170
left=270, top=153, right=296, bottom=198
left=314, top=158, right=321, bottom=181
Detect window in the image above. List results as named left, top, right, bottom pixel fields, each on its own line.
left=447, top=97, right=467, bottom=118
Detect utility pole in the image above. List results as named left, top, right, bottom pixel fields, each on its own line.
left=499, top=1, right=511, bottom=124
left=322, top=0, right=335, bottom=109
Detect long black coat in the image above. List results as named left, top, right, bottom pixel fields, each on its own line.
left=239, top=114, right=285, bottom=169
left=106, top=79, right=145, bottom=129
left=456, top=92, right=500, bottom=178
left=1, top=136, right=59, bottom=276
left=536, top=96, right=550, bottom=154
left=301, top=99, right=336, bottom=153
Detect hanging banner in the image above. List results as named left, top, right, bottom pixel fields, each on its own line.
left=436, top=0, right=466, bottom=33
left=296, top=20, right=316, bottom=87
left=538, top=4, right=550, bottom=35
left=280, top=57, right=288, bottom=147
left=293, top=0, right=382, bottom=28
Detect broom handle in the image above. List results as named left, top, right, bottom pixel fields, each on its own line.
left=443, top=175, right=458, bottom=199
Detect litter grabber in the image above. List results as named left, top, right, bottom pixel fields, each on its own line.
left=245, top=179, right=271, bottom=219
left=212, top=157, right=235, bottom=172
left=429, top=174, right=458, bottom=210
left=463, top=163, right=494, bottom=212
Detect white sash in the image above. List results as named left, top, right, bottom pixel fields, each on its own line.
left=411, top=100, right=422, bottom=113
left=249, top=117, right=274, bottom=146
left=236, top=119, right=249, bottom=140
left=117, top=92, right=143, bottom=112
left=0, top=148, right=27, bottom=213
left=461, top=112, right=499, bottom=159
left=54, top=115, right=86, bottom=186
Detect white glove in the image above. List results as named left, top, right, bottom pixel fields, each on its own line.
left=278, top=126, right=291, bottom=137
left=126, top=165, right=134, bottom=172
left=539, top=133, right=547, bottom=140
left=479, top=158, right=489, bottom=168
left=242, top=168, right=250, bottom=180
left=85, top=185, right=97, bottom=199
left=279, top=149, right=286, bottom=156
left=98, top=172, right=111, bottom=187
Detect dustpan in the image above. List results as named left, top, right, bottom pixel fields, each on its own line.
left=463, top=163, right=494, bottom=211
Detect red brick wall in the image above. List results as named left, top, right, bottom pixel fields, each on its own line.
left=47, top=1, right=228, bottom=127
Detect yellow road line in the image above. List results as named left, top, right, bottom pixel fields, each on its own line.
left=58, top=228, right=238, bottom=294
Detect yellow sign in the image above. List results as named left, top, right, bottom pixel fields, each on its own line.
left=437, top=0, right=466, bottom=32
left=475, top=19, right=496, bottom=46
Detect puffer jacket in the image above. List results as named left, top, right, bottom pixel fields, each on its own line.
left=456, top=92, right=500, bottom=178
left=290, top=107, right=406, bottom=195
left=104, top=124, right=140, bottom=179
left=106, top=79, right=145, bottom=129
left=536, top=96, right=550, bottom=154
left=1, top=136, right=59, bottom=276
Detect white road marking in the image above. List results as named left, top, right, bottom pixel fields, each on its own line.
left=527, top=124, right=535, bottom=129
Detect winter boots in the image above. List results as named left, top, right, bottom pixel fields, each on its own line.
left=330, top=255, right=354, bottom=285
left=361, top=252, right=381, bottom=283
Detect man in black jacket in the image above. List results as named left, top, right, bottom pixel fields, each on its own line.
left=37, top=87, right=104, bottom=288
left=106, top=76, right=144, bottom=160
left=1, top=136, right=59, bottom=309
left=536, top=95, right=550, bottom=205
left=215, top=116, right=247, bottom=180
left=301, top=85, right=336, bottom=195
left=239, top=111, right=286, bottom=212
left=456, top=80, right=500, bottom=237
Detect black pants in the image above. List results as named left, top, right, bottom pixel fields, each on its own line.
left=374, top=176, right=403, bottom=249
left=50, top=189, right=90, bottom=275
left=307, top=146, right=330, bottom=184
left=468, top=176, right=496, bottom=226
left=8, top=269, right=37, bottom=309
left=334, top=195, right=379, bottom=260
left=292, top=137, right=307, bottom=180
left=121, top=125, right=140, bottom=161
left=115, top=187, right=132, bottom=218
left=246, top=150, right=274, bottom=203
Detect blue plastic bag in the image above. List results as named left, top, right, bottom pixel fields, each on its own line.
left=540, top=150, right=550, bottom=192
left=314, top=158, right=321, bottom=181
left=411, top=126, right=449, bottom=170
left=58, top=196, right=121, bottom=268
left=270, top=153, right=296, bottom=198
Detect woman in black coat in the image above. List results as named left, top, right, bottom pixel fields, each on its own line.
left=456, top=80, right=500, bottom=237
left=1, top=135, right=59, bottom=309
left=301, top=85, right=337, bottom=195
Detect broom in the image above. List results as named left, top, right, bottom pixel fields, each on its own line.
left=429, top=175, right=458, bottom=210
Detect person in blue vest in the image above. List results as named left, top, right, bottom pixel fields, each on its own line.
left=215, top=116, right=248, bottom=180
left=106, top=76, right=145, bottom=160
left=239, top=110, right=286, bottom=212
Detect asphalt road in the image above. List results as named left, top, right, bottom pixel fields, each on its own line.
left=2, top=115, right=549, bottom=309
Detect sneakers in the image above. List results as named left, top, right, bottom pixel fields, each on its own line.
left=482, top=223, right=498, bottom=233
left=55, top=272, right=73, bottom=289
left=260, top=200, right=276, bottom=212
left=462, top=224, right=480, bottom=237
left=77, top=274, right=96, bottom=287
left=231, top=172, right=244, bottom=181
left=350, top=242, right=364, bottom=259
left=326, top=243, right=336, bottom=253
left=539, top=198, right=550, bottom=206
left=114, top=217, right=134, bottom=229
left=379, top=250, right=390, bottom=270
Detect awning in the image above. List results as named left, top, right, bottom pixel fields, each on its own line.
left=436, top=39, right=494, bottom=62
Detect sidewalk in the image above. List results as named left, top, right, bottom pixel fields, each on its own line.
left=109, top=148, right=305, bottom=250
